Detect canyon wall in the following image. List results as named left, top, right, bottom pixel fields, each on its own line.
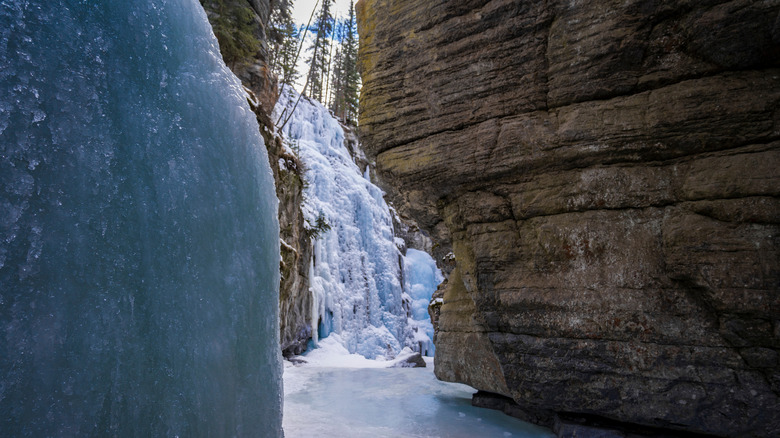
left=357, top=0, right=780, bottom=436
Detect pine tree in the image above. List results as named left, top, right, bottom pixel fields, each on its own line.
left=322, top=32, right=335, bottom=107
left=342, top=1, right=360, bottom=123
left=328, top=1, right=359, bottom=123
left=269, top=1, right=301, bottom=87
left=305, top=0, right=333, bottom=102
left=267, top=0, right=293, bottom=46
left=328, top=19, right=347, bottom=118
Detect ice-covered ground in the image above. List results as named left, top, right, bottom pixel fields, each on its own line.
left=283, top=345, right=555, bottom=438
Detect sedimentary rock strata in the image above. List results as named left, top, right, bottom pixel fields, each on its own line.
left=357, top=0, right=780, bottom=435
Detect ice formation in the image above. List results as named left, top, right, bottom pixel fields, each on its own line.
left=283, top=363, right=555, bottom=438
left=404, top=248, right=444, bottom=356
left=0, top=1, right=281, bottom=435
left=275, top=86, right=442, bottom=359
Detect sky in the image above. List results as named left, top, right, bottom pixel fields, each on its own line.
left=291, top=0, right=353, bottom=26
left=288, top=0, right=355, bottom=93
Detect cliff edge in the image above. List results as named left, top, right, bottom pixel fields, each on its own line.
left=357, top=0, right=780, bottom=436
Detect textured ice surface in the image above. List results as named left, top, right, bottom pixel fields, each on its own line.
left=404, top=249, right=444, bottom=356
left=275, top=87, right=442, bottom=359
left=283, top=359, right=555, bottom=438
left=0, top=0, right=281, bottom=436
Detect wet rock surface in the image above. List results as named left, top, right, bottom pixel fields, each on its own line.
left=357, top=0, right=780, bottom=436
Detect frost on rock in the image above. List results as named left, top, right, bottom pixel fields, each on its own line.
left=275, top=86, right=443, bottom=359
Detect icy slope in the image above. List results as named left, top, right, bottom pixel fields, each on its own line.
left=275, top=87, right=441, bottom=359
left=0, top=0, right=281, bottom=435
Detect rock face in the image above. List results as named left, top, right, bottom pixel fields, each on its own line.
left=263, top=113, right=312, bottom=357
left=357, top=0, right=780, bottom=436
left=390, top=352, right=427, bottom=368
left=201, top=0, right=279, bottom=111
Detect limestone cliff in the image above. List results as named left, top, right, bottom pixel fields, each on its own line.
left=201, top=0, right=312, bottom=356
left=357, top=0, right=780, bottom=436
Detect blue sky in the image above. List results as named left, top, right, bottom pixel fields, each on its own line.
left=289, top=0, right=354, bottom=92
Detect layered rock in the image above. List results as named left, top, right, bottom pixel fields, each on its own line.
left=357, top=0, right=780, bottom=436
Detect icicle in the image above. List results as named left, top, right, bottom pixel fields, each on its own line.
left=310, top=248, right=319, bottom=347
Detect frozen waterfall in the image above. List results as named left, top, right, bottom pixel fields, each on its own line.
left=404, top=248, right=444, bottom=356
left=275, top=87, right=442, bottom=360
left=0, top=1, right=282, bottom=436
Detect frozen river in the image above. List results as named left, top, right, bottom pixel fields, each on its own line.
left=283, top=350, right=554, bottom=438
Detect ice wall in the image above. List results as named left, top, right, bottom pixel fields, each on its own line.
left=0, top=1, right=282, bottom=436
left=275, top=87, right=442, bottom=359
left=404, top=249, right=444, bottom=356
